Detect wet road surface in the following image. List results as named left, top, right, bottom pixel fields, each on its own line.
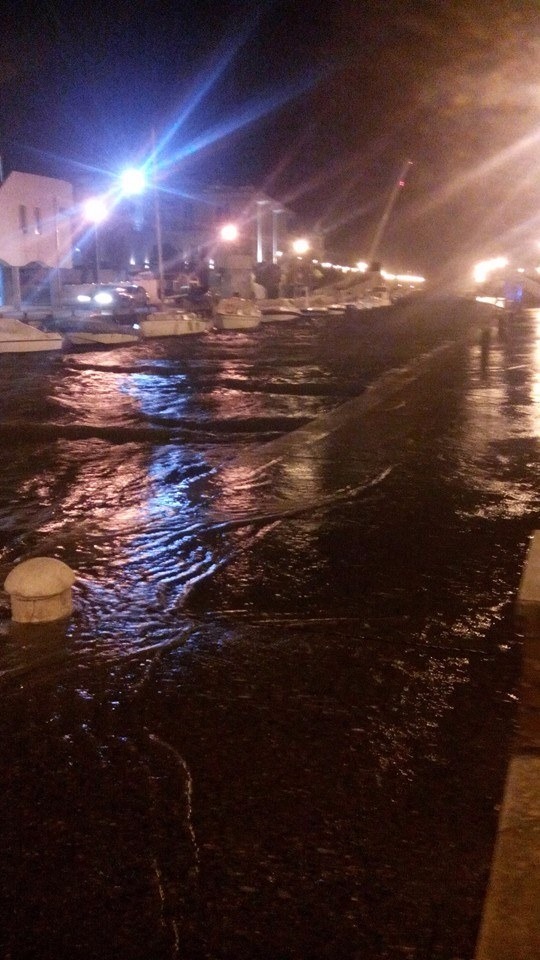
left=0, top=298, right=536, bottom=958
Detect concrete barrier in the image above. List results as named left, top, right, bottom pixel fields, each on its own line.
left=474, top=531, right=540, bottom=959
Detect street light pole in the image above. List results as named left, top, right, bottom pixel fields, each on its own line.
left=83, top=197, right=108, bottom=285
left=151, top=130, right=165, bottom=303
left=120, top=150, right=164, bottom=303
left=367, top=159, right=413, bottom=267
left=93, top=226, right=100, bottom=284
left=272, top=208, right=283, bottom=264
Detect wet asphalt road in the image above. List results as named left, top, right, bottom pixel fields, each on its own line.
left=0, top=297, right=536, bottom=959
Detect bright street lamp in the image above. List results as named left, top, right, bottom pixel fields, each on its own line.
left=120, top=167, right=146, bottom=196
left=292, top=238, right=310, bottom=256
left=220, top=223, right=239, bottom=243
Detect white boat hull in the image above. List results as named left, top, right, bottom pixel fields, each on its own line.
left=139, top=311, right=211, bottom=338
left=213, top=298, right=261, bottom=331
left=214, top=314, right=261, bottom=330
left=0, top=317, right=63, bottom=353
left=64, top=331, right=139, bottom=347
left=260, top=309, right=302, bottom=323
left=258, top=299, right=303, bottom=323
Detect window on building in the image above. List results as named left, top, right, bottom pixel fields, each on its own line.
left=34, top=207, right=42, bottom=235
left=19, top=205, right=28, bottom=234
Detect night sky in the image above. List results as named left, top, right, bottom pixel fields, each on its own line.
left=1, top=0, right=540, bottom=278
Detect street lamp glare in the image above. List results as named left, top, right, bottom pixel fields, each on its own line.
left=220, top=223, right=239, bottom=242
left=83, top=197, right=108, bottom=223
left=293, top=238, right=310, bottom=256
left=120, top=167, right=146, bottom=196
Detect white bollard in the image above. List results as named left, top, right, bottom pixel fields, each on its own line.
left=4, top=557, right=76, bottom=623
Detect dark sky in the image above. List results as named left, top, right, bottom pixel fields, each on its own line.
left=1, top=0, right=540, bottom=278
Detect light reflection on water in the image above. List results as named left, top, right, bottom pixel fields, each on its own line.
left=0, top=302, right=533, bottom=959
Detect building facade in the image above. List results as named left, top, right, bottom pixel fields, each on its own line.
left=0, top=171, right=74, bottom=308
left=73, top=180, right=298, bottom=298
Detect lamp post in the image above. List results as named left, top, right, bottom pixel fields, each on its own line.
left=83, top=197, right=108, bottom=284
left=272, top=208, right=283, bottom=265
left=256, top=199, right=269, bottom=263
left=291, top=238, right=311, bottom=306
left=217, top=223, right=240, bottom=296
left=120, top=158, right=164, bottom=303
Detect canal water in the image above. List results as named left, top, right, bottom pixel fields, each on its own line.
left=0, top=299, right=536, bottom=959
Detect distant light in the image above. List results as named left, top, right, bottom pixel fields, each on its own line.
left=83, top=197, right=108, bottom=223
left=120, top=168, right=146, bottom=195
left=473, top=256, right=508, bottom=284
left=220, top=223, right=239, bottom=242
left=394, top=273, right=425, bottom=284
left=356, top=261, right=368, bottom=272
left=517, top=267, right=525, bottom=274
left=292, top=238, right=309, bottom=255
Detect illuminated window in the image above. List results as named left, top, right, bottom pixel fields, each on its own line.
left=19, top=204, right=28, bottom=233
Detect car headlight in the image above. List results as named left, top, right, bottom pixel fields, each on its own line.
left=94, top=292, right=114, bottom=305
left=76, top=294, right=92, bottom=303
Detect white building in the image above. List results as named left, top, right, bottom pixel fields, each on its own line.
left=0, top=170, right=74, bottom=309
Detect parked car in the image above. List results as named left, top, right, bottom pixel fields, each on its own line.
left=61, top=283, right=150, bottom=317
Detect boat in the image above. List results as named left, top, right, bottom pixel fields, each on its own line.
left=56, top=315, right=140, bottom=348
left=343, top=285, right=393, bottom=317
left=213, top=298, right=262, bottom=331
left=299, top=305, right=330, bottom=319
left=258, top=299, right=303, bottom=323
left=363, top=284, right=392, bottom=308
left=326, top=303, right=347, bottom=317
left=0, top=316, right=63, bottom=353
left=64, top=329, right=139, bottom=348
left=138, top=309, right=211, bottom=338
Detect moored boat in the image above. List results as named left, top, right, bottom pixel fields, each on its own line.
left=258, top=299, right=303, bottom=323
left=138, top=309, right=211, bottom=338
left=0, top=316, right=63, bottom=353
left=64, top=330, right=140, bottom=348
left=56, top=314, right=140, bottom=348
left=213, top=298, right=262, bottom=331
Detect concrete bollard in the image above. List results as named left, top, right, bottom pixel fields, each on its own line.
left=4, top=557, right=76, bottom=623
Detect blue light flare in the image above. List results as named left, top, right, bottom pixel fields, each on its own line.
left=161, top=71, right=322, bottom=171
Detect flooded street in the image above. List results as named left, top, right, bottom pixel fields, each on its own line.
left=0, top=298, right=537, bottom=959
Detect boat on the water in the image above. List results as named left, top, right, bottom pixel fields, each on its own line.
left=258, top=299, right=303, bottom=323
left=54, top=315, right=140, bottom=348
left=213, top=298, right=262, bottom=331
left=299, top=305, right=330, bottom=319
left=138, top=309, right=211, bottom=338
left=0, top=316, right=63, bottom=353
left=64, top=329, right=140, bottom=348
left=344, top=286, right=393, bottom=316
left=326, top=303, right=347, bottom=317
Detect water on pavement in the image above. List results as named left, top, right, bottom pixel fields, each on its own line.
left=0, top=299, right=537, bottom=959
